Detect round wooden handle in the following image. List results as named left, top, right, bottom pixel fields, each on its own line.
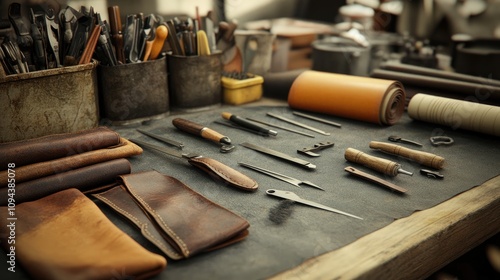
left=369, top=141, right=445, bottom=169
left=344, top=148, right=399, bottom=176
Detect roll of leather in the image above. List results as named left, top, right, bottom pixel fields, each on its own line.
left=0, top=138, right=142, bottom=187
left=0, top=126, right=120, bottom=170
left=408, top=93, right=500, bottom=137
left=94, top=170, right=250, bottom=260
left=288, top=70, right=406, bottom=125
left=0, top=158, right=131, bottom=206
left=0, top=189, right=166, bottom=280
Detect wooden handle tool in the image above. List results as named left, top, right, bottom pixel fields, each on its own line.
left=148, top=24, right=168, bottom=60
left=344, top=148, right=413, bottom=177
left=173, top=118, right=231, bottom=145
left=369, top=141, right=445, bottom=169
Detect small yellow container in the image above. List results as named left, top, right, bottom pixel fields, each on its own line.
left=221, top=74, right=264, bottom=105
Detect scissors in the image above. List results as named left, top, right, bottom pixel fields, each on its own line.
left=266, top=189, right=363, bottom=220
left=238, top=162, right=324, bottom=191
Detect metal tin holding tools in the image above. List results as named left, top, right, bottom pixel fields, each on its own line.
left=0, top=61, right=99, bottom=143
left=98, top=57, right=169, bottom=125
left=167, top=52, right=222, bottom=112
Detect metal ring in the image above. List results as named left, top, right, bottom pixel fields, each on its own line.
left=430, top=136, right=454, bottom=146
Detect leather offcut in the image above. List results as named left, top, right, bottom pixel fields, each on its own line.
left=0, top=188, right=167, bottom=280
left=94, top=170, right=250, bottom=259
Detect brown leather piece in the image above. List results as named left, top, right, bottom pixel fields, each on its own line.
left=0, top=158, right=131, bottom=206
left=95, top=171, right=250, bottom=259
left=0, top=188, right=167, bottom=280
left=0, top=126, right=120, bottom=170
left=0, top=138, right=142, bottom=187
left=188, top=156, right=259, bottom=191
left=94, top=185, right=185, bottom=260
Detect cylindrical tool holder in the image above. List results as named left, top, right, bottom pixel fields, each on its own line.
left=98, top=57, right=169, bottom=125
left=167, top=52, right=222, bottom=112
left=344, top=148, right=400, bottom=176
left=369, top=141, right=445, bottom=169
left=288, top=70, right=406, bottom=125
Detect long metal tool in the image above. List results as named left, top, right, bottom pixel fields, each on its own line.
left=266, top=112, right=331, bottom=136
left=266, top=189, right=363, bottom=220
left=239, top=162, right=324, bottom=190
left=245, top=117, right=315, bottom=138
left=292, top=111, right=342, bottom=128
left=129, top=139, right=258, bottom=192
left=240, top=142, right=316, bottom=170
left=137, top=129, right=184, bottom=149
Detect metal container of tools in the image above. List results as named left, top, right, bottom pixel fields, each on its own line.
left=98, top=57, right=170, bottom=125
left=0, top=61, right=99, bottom=143
left=167, top=52, right=222, bottom=112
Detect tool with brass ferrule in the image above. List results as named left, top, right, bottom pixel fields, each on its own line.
left=369, top=141, right=445, bottom=169
left=298, top=142, right=334, bottom=157
left=240, top=142, right=316, bottom=170
left=266, top=189, right=363, bottom=220
left=344, top=148, right=413, bottom=176
left=129, top=138, right=258, bottom=191
left=173, top=118, right=234, bottom=153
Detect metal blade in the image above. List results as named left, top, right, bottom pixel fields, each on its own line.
left=301, top=181, right=325, bottom=191
left=245, top=117, right=316, bottom=138
left=266, top=112, right=330, bottom=136
left=129, top=138, right=199, bottom=159
left=238, top=162, right=301, bottom=188
left=266, top=189, right=363, bottom=220
left=137, top=129, right=184, bottom=149
left=240, top=142, right=316, bottom=170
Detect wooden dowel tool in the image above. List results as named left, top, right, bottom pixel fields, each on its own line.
left=369, top=141, right=445, bottom=169
left=344, top=148, right=413, bottom=177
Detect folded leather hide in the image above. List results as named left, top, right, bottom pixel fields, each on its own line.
left=0, top=126, right=120, bottom=170
left=0, top=158, right=131, bottom=206
left=94, top=170, right=250, bottom=260
left=0, top=188, right=167, bottom=280
left=0, top=138, right=142, bottom=187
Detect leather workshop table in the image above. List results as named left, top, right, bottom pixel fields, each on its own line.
left=2, top=99, right=498, bottom=280
left=108, top=99, right=499, bottom=280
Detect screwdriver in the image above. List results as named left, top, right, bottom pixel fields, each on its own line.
left=369, top=141, right=445, bottom=169
left=344, top=148, right=413, bottom=177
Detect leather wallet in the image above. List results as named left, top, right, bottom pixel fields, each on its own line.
left=0, top=188, right=166, bottom=280
left=0, top=138, right=142, bottom=187
left=0, top=126, right=120, bottom=170
left=0, top=158, right=131, bottom=206
left=94, top=170, right=250, bottom=259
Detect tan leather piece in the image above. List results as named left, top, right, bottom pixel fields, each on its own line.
left=0, top=138, right=142, bottom=187
left=0, top=126, right=120, bottom=170
left=188, top=156, right=259, bottom=191
left=95, top=171, right=250, bottom=259
left=0, top=189, right=167, bottom=280
left=0, top=158, right=131, bottom=206
left=287, top=70, right=406, bottom=125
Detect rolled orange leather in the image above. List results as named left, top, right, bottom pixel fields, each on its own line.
left=287, top=70, right=406, bottom=125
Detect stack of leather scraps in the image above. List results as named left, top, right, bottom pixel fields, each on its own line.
left=0, top=127, right=250, bottom=280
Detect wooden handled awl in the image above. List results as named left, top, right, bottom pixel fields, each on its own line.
left=173, top=118, right=234, bottom=153
left=344, top=148, right=413, bottom=177
left=148, top=24, right=168, bottom=60
left=369, top=141, right=445, bottom=169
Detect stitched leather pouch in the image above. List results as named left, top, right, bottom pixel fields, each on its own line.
left=0, top=158, right=131, bottom=206
left=94, top=170, right=250, bottom=259
left=0, top=188, right=166, bottom=280
left=0, top=126, right=120, bottom=170
left=0, top=138, right=142, bottom=187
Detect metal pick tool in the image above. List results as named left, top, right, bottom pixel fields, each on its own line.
left=239, top=162, right=324, bottom=190
left=266, top=189, right=363, bottom=220
left=266, top=112, right=331, bottom=136
left=388, top=135, right=423, bottom=147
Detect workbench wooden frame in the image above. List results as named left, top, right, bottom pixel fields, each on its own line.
left=270, top=175, right=500, bottom=279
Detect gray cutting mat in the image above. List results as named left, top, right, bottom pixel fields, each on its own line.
left=101, top=105, right=499, bottom=280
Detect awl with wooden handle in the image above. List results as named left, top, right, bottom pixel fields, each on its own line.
left=369, top=141, right=445, bottom=169
left=344, top=148, right=413, bottom=176
left=173, top=118, right=234, bottom=152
